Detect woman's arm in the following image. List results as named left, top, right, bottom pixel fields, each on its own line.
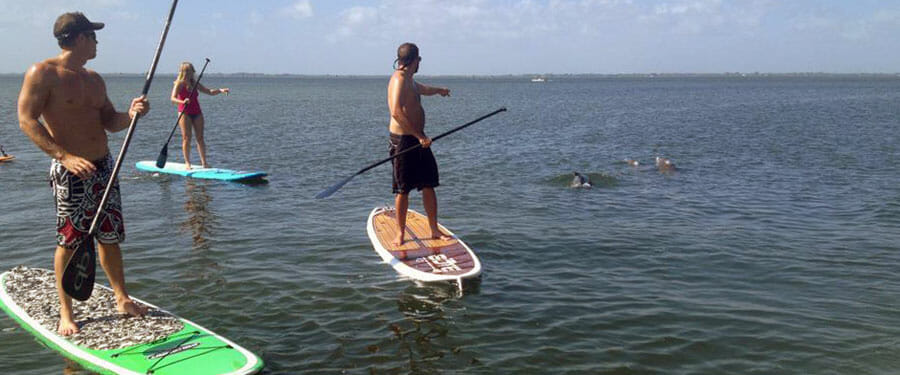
left=171, top=81, right=187, bottom=105
left=198, top=83, right=229, bottom=96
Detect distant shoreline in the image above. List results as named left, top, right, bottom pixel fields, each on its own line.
left=1, top=72, right=899, bottom=79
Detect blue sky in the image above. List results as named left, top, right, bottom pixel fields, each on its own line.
left=1, top=0, right=899, bottom=75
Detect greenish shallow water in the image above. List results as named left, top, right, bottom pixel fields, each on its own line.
left=2, top=75, right=900, bottom=374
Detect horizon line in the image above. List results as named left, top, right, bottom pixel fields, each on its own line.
left=2, top=72, right=900, bottom=78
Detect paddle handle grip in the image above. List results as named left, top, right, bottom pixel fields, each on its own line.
left=139, top=0, right=179, bottom=97
left=87, top=0, right=179, bottom=235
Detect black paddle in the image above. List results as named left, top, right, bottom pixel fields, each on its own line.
left=315, top=107, right=507, bottom=199
left=155, top=57, right=211, bottom=168
left=62, top=0, right=179, bottom=301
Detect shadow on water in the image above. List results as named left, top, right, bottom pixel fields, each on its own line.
left=366, top=282, right=482, bottom=374
left=180, top=179, right=217, bottom=251
left=177, top=179, right=225, bottom=288
left=62, top=359, right=89, bottom=375
left=235, top=176, right=269, bottom=186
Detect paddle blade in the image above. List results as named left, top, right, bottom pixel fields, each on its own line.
left=155, top=144, right=168, bottom=168
left=315, top=175, right=355, bottom=199
left=62, top=237, right=96, bottom=301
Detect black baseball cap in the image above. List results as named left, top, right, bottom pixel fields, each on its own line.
left=53, top=12, right=104, bottom=40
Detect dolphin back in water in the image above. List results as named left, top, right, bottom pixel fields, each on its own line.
left=571, top=172, right=593, bottom=188
left=655, top=156, right=677, bottom=172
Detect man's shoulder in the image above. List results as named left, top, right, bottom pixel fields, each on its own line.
left=85, top=68, right=103, bottom=82
left=390, top=70, right=412, bottom=81
left=25, top=59, right=61, bottom=81
left=28, top=60, right=54, bottom=73
left=22, top=63, right=54, bottom=90
left=390, top=72, right=418, bottom=90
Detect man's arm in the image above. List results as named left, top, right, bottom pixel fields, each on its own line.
left=415, top=81, right=450, bottom=97
left=100, top=75, right=149, bottom=133
left=18, top=64, right=96, bottom=178
left=99, top=97, right=131, bottom=132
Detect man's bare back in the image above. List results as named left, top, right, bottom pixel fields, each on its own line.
left=388, top=70, right=425, bottom=137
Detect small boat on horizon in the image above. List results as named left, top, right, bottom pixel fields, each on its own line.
left=531, top=76, right=546, bottom=82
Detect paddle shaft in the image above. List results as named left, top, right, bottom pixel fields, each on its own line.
left=161, top=58, right=211, bottom=149
left=315, top=107, right=506, bottom=199
left=86, top=0, right=178, bottom=236
left=355, top=107, right=507, bottom=177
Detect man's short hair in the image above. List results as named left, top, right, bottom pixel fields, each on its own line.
left=396, top=42, right=419, bottom=68
left=54, top=12, right=104, bottom=48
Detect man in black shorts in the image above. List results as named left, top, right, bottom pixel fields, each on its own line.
left=387, top=42, right=452, bottom=246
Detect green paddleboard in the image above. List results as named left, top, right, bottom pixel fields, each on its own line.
left=0, top=267, right=263, bottom=375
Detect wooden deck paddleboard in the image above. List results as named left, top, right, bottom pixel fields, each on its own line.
left=0, top=267, right=264, bottom=375
left=0, top=155, right=15, bottom=163
left=136, top=161, right=266, bottom=182
left=367, top=207, right=481, bottom=289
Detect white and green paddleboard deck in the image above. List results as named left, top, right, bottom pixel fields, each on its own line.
left=0, top=267, right=263, bottom=375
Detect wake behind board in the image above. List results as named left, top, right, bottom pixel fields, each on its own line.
left=136, top=161, right=266, bottom=182
left=0, top=155, right=15, bottom=163
left=0, top=267, right=263, bottom=375
left=367, top=207, right=482, bottom=292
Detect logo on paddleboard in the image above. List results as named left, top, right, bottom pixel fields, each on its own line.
left=418, top=253, right=462, bottom=273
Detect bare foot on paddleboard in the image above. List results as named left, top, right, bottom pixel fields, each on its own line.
left=392, top=233, right=406, bottom=247
left=58, top=315, right=79, bottom=336
left=184, top=163, right=192, bottom=170
left=429, top=228, right=453, bottom=241
left=118, top=298, right=148, bottom=317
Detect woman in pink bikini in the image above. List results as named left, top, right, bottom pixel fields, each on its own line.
left=170, top=62, right=230, bottom=169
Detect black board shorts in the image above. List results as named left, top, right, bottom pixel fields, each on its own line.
left=390, top=134, right=440, bottom=194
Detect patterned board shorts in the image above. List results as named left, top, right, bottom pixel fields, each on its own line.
left=50, top=154, right=125, bottom=249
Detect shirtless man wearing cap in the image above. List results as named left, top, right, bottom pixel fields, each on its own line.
left=387, top=42, right=453, bottom=246
left=18, top=12, right=149, bottom=335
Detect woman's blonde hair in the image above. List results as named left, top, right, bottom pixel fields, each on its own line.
left=175, top=62, right=195, bottom=85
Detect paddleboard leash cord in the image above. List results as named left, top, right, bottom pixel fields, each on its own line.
left=109, top=329, right=234, bottom=374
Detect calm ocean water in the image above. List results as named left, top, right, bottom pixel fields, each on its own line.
left=1, top=74, right=900, bottom=374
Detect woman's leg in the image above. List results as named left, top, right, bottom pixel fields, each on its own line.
left=179, top=114, right=194, bottom=169
left=193, top=114, right=209, bottom=168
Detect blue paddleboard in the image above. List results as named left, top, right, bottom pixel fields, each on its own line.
left=136, top=161, right=266, bottom=182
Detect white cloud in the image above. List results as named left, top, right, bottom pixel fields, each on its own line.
left=343, top=6, right=377, bottom=26
left=790, top=7, right=900, bottom=42
left=283, top=0, right=314, bottom=20
left=330, top=6, right=379, bottom=41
